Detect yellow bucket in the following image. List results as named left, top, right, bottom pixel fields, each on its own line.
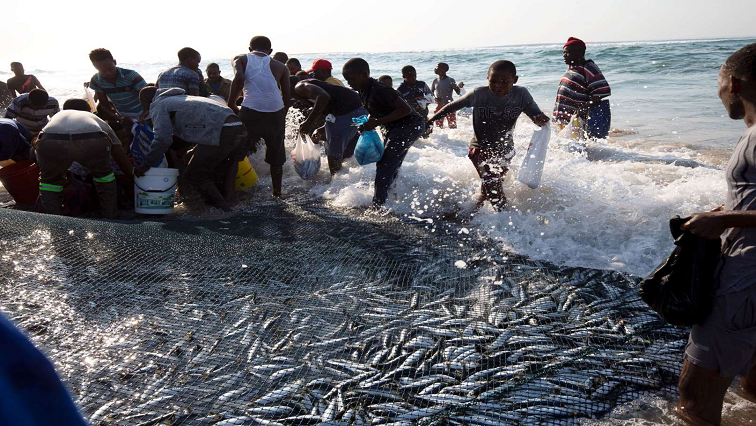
left=235, top=157, right=258, bottom=190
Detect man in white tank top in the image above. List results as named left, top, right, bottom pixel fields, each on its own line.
left=228, top=36, right=291, bottom=198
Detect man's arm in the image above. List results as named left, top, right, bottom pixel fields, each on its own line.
left=93, top=92, right=124, bottom=122
left=136, top=105, right=173, bottom=174
left=272, top=60, right=291, bottom=109
left=427, top=91, right=472, bottom=125
left=7, top=79, right=18, bottom=98
left=227, top=55, right=247, bottom=114
left=297, top=83, right=331, bottom=135
left=682, top=210, right=756, bottom=240
left=360, top=97, right=413, bottom=132
left=33, top=76, right=45, bottom=92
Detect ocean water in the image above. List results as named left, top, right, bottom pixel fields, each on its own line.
left=3, top=37, right=756, bottom=423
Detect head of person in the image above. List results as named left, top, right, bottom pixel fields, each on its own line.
left=28, top=89, right=49, bottom=110
left=63, top=99, right=91, bottom=112
left=273, top=52, right=288, bottom=64
left=563, top=37, right=586, bottom=65
left=88, top=48, right=118, bottom=80
left=434, top=62, right=449, bottom=76
left=295, top=70, right=311, bottom=81
left=342, top=58, right=370, bottom=91
left=401, top=66, right=417, bottom=84
left=10, top=62, right=24, bottom=76
left=178, top=47, right=201, bottom=70
left=719, top=43, right=756, bottom=121
left=286, top=58, right=302, bottom=75
left=308, top=59, right=333, bottom=81
left=487, top=60, right=518, bottom=97
left=206, top=63, right=222, bottom=81
left=378, top=75, right=393, bottom=88
left=139, top=86, right=159, bottom=112
left=249, top=36, right=273, bottom=55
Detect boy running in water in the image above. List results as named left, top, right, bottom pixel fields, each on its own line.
left=431, top=62, right=464, bottom=129
left=427, top=60, right=549, bottom=211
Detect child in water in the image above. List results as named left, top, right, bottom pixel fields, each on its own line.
left=427, top=60, right=549, bottom=211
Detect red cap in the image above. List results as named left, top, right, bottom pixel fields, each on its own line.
left=564, top=37, right=586, bottom=49
left=307, top=59, right=332, bottom=73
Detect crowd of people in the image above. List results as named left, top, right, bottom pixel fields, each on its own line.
left=0, top=34, right=755, bottom=426
left=0, top=35, right=613, bottom=217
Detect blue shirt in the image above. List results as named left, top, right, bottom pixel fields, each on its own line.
left=157, top=65, right=201, bottom=93
left=0, top=314, right=86, bottom=425
left=0, top=119, right=32, bottom=161
left=89, top=67, right=147, bottom=117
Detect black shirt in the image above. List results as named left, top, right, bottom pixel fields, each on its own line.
left=358, top=78, right=421, bottom=131
left=301, top=79, right=362, bottom=116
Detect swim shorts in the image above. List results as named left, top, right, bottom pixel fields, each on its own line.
left=239, top=107, right=287, bottom=166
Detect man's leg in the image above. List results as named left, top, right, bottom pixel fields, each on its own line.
left=79, top=138, right=118, bottom=219
left=434, top=103, right=445, bottom=128
left=677, top=360, right=734, bottom=425
left=36, top=139, right=69, bottom=215
left=327, top=157, right=343, bottom=175
left=739, top=360, right=756, bottom=403
left=373, top=123, right=423, bottom=207
left=264, top=109, right=287, bottom=198
left=448, top=111, right=457, bottom=129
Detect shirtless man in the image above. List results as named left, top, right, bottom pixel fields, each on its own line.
left=7, top=62, right=45, bottom=98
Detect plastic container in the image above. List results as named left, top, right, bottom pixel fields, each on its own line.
left=235, top=157, right=258, bottom=190
left=134, top=168, right=179, bottom=214
left=0, top=161, right=40, bottom=205
left=518, top=123, right=551, bottom=189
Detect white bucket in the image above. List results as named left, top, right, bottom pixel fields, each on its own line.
left=134, top=168, right=179, bottom=214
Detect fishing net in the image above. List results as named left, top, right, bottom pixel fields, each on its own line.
left=0, top=193, right=686, bottom=425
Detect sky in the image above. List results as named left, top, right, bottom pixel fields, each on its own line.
left=2, top=0, right=754, bottom=67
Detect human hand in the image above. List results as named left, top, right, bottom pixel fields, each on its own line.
left=681, top=211, right=729, bottom=240
left=134, top=163, right=150, bottom=177
left=468, top=146, right=479, bottom=158
left=359, top=118, right=380, bottom=132
left=120, top=117, right=134, bottom=128
left=229, top=103, right=240, bottom=115
left=299, top=121, right=314, bottom=137
left=458, top=82, right=465, bottom=88
left=533, top=114, right=550, bottom=127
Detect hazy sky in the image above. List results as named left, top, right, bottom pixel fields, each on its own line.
left=2, top=0, right=754, bottom=67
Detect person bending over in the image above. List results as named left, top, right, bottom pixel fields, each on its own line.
left=427, top=60, right=549, bottom=211
left=36, top=99, right=133, bottom=219
left=293, top=78, right=368, bottom=174
left=5, top=89, right=59, bottom=136
left=342, top=58, right=424, bottom=208
left=88, top=48, right=148, bottom=127
left=137, top=87, right=247, bottom=211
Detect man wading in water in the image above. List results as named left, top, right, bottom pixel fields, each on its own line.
left=677, top=42, right=756, bottom=426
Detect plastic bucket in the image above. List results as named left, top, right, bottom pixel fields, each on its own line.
left=134, top=168, right=179, bottom=214
left=235, top=157, right=258, bottom=190
left=0, top=161, right=40, bottom=205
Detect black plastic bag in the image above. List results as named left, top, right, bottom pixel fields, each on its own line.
left=639, top=216, right=721, bottom=326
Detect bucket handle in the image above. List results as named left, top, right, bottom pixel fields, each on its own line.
left=134, top=180, right=178, bottom=193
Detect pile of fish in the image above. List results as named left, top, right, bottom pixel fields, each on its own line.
left=0, top=199, right=687, bottom=425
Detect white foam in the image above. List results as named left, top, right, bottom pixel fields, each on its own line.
left=247, top=113, right=725, bottom=276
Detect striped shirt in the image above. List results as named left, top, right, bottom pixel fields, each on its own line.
left=89, top=67, right=147, bottom=117
left=5, top=94, right=59, bottom=133
left=157, top=65, right=201, bottom=93
left=553, top=60, right=611, bottom=123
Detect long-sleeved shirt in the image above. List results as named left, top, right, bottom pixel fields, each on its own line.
left=145, top=88, right=235, bottom=165
left=5, top=93, right=59, bottom=134
left=553, top=59, right=611, bottom=123
left=0, top=118, right=32, bottom=161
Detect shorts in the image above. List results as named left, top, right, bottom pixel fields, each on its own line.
left=239, top=107, right=287, bottom=166
left=324, top=107, right=367, bottom=159
left=685, top=283, right=756, bottom=377
left=586, top=99, right=611, bottom=139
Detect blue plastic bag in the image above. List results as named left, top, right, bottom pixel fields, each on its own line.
left=351, top=115, right=384, bottom=166
left=130, top=124, right=167, bottom=168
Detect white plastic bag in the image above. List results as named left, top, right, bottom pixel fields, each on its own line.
left=518, top=123, right=551, bottom=189
left=558, top=115, right=584, bottom=141
left=292, top=135, right=321, bottom=180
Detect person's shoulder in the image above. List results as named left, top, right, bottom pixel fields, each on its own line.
left=120, top=67, right=142, bottom=77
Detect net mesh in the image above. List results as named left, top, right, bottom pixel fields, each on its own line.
left=0, top=194, right=686, bottom=425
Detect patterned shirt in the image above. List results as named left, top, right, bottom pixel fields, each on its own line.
left=89, top=67, right=147, bottom=117
left=5, top=93, right=60, bottom=133
left=157, top=65, right=201, bottom=93
left=553, top=60, right=611, bottom=123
